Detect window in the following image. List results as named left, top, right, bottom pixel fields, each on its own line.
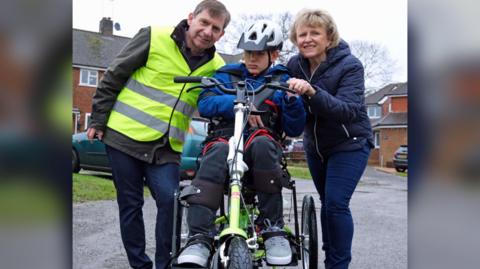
left=374, top=131, right=380, bottom=148
left=80, top=68, right=98, bottom=87
left=84, top=113, right=91, bottom=130
left=367, top=106, right=381, bottom=118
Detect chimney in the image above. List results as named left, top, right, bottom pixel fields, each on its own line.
left=99, top=17, right=113, bottom=36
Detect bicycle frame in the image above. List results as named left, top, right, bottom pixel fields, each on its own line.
left=219, top=81, right=249, bottom=240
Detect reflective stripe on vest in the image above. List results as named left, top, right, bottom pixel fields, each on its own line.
left=125, top=78, right=195, bottom=117
left=113, top=101, right=186, bottom=143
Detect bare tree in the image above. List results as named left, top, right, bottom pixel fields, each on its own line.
left=217, top=12, right=297, bottom=65
left=349, top=40, right=398, bottom=93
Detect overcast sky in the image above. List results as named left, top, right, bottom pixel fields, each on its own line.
left=73, top=0, right=407, bottom=83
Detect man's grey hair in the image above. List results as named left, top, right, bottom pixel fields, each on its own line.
left=193, top=0, right=231, bottom=29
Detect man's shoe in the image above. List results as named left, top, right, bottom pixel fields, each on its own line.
left=263, top=226, right=292, bottom=265
left=177, top=242, right=211, bottom=267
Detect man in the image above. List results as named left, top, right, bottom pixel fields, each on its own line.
left=86, top=1, right=230, bottom=268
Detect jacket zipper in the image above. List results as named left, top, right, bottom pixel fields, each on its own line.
left=298, top=60, right=324, bottom=162
left=341, top=124, right=350, bottom=138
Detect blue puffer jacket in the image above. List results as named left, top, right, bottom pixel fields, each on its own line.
left=198, top=63, right=306, bottom=138
left=287, top=40, right=373, bottom=159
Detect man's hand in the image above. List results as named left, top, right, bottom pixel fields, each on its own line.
left=248, top=105, right=264, bottom=128
left=87, top=127, right=104, bottom=140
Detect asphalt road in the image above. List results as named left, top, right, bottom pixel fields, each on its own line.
left=73, top=166, right=407, bottom=268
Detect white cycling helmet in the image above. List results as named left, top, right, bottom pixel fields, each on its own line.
left=237, top=20, right=283, bottom=51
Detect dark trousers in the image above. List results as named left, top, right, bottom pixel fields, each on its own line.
left=306, top=142, right=371, bottom=269
left=106, top=145, right=179, bottom=269
left=188, top=136, right=284, bottom=236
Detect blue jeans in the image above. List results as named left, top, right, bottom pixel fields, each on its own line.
left=306, top=143, right=371, bottom=269
left=106, top=146, right=179, bottom=269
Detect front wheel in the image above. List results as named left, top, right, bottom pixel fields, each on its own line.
left=226, top=237, right=252, bottom=269
left=301, top=195, right=318, bottom=269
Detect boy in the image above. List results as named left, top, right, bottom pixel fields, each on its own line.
left=177, top=20, right=305, bottom=267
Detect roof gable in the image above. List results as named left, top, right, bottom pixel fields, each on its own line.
left=372, top=112, right=408, bottom=128
left=218, top=52, right=243, bottom=64
left=366, top=82, right=408, bottom=105
left=73, top=29, right=131, bottom=69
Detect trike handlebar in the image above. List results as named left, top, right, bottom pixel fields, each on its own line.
left=173, top=76, right=296, bottom=95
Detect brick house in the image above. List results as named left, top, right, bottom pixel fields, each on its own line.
left=366, top=82, right=408, bottom=167
left=72, top=18, right=242, bottom=133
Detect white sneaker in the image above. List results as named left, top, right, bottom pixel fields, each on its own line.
left=263, top=226, right=292, bottom=265
left=177, top=242, right=211, bottom=267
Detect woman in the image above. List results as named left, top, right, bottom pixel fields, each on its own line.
left=286, top=9, right=374, bottom=269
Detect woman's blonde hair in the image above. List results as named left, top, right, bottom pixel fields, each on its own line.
left=289, top=9, right=340, bottom=49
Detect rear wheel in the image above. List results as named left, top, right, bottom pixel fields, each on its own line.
left=301, top=195, right=318, bottom=269
left=72, top=149, right=80, bottom=173
left=172, top=191, right=189, bottom=255
left=395, top=167, right=406, bottom=172
left=226, top=237, right=252, bottom=269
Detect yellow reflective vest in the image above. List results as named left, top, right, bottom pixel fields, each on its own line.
left=106, top=26, right=225, bottom=152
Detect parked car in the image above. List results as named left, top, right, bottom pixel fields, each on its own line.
left=72, top=118, right=209, bottom=180
left=283, top=139, right=303, bottom=153
left=283, top=139, right=293, bottom=153
left=393, top=145, right=408, bottom=172
left=291, top=139, right=304, bottom=152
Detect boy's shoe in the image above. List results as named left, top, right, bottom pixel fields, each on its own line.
left=177, top=241, right=211, bottom=267
left=262, top=226, right=292, bottom=265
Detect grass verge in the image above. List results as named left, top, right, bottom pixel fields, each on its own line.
left=73, top=165, right=311, bottom=203
left=287, top=166, right=311, bottom=180
left=73, top=173, right=151, bottom=203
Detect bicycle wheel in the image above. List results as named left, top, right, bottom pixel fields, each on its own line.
left=210, top=249, right=220, bottom=269
left=301, top=195, right=318, bottom=269
left=172, top=192, right=189, bottom=256
left=226, top=236, right=252, bottom=269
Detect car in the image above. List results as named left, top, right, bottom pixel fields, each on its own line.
left=393, top=145, right=408, bottom=172
left=72, top=118, right=209, bottom=180
left=291, top=139, right=304, bottom=152
left=282, top=139, right=293, bottom=153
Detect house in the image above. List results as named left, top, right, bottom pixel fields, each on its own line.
left=366, top=82, right=408, bottom=167
left=72, top=17, right=242, bottom=133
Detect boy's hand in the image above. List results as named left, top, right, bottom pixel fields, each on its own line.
left=248, top=105, right=264, bottom=128
left=286, top=90, right=299, bottom=99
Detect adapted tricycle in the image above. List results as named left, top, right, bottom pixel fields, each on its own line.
left=170, top=76, right=318, bottom=269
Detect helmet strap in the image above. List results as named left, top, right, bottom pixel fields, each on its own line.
left=267, top=51, right=273, bottom=67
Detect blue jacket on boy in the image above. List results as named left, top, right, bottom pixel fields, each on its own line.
left=198, top=63, right=305, bottom=137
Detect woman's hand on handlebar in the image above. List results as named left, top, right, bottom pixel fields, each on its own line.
left=287, top=78, right=316, bottom=97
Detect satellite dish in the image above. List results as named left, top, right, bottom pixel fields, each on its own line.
left=114, top=22, right=121, bottom=31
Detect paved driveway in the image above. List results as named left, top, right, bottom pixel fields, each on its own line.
left=73, top=166, right=407, bottom=268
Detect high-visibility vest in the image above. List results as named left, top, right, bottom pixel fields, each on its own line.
left=106, top=26, right=225, bottom=152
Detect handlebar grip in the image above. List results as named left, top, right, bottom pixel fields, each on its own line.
left=173, top=76, right=204, bottom=83
left=278, top=82, right=290, bottom=88
left=269, top=81, right=296, bottom=94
